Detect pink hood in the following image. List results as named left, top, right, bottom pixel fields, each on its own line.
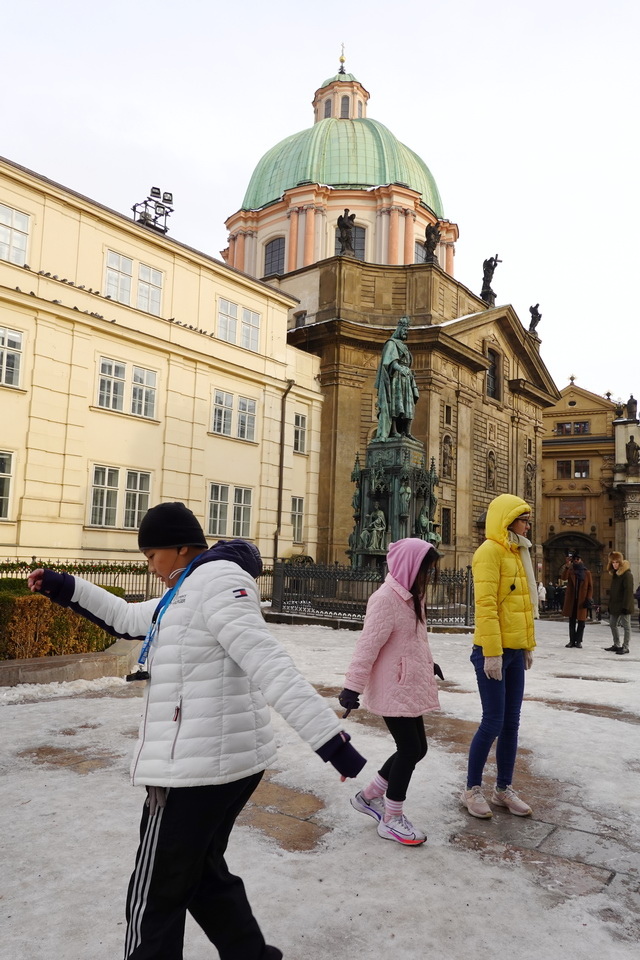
left=386, top=538, right=434, bottom=591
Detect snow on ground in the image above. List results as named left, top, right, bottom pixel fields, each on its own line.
left=0, top=617, right=638, bottom=960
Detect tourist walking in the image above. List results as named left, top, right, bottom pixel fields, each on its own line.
left=339, top=538, right=441, bottom=846
left=28, top=502, right=366, bottom=960
left=460, top=494, right=536, bottom=820
left=561, top=554, right=593, bottom=647
left=603, top=551, right=634, bottom=655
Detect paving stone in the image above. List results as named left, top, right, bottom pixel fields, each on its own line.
left=451, top=832, right=614, bottom=898
left=538, top=827, right=640, bottom=876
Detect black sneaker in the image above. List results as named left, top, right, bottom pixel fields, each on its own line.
left=603, top=646, right=618, bottom=652
left=615, top=648, right=630, bottom=655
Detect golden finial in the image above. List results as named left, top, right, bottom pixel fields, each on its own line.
left=339, top=43, right=346, bottom=73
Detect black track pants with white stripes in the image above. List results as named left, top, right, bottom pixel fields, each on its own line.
left=124, top=773, right=273, bottom=960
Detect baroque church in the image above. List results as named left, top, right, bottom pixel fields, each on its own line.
left=222, top=58, right=560, bottom=569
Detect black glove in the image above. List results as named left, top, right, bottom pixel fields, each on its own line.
left=433, top=663, right=445, bottom=681
left=36, top=569, right=75, bottom=604
left=315, top=731, right=366, bottom=778
left=338, top=688, right=360, bottom=719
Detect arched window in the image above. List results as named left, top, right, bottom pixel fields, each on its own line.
left=340, top=95, right=350, bottom=118
left=334, top=225, right=366, bottom=261
left=264, top=237, right=285, bottom=276
left=414, top=241, right=427, bottom=264
left=486, top=348, right=501, bottom=400
left=357, top=100, right=363, bottom=118
left=324, top=98, right=332, bottom=118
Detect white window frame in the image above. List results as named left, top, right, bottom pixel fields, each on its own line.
left=211, top=391, right=257, bottom=441
left=218, top=299, right=238, bottom=343
left=233, top=487, right=252, bottom=538
left=291, top=496, right=304, bottom=543
left=208, top=483, right=230, bottom=537
left=293, top=413, right=307, bottom=454
left=90, top=464, right=151, bottom=528
left=0, top=327, right=23, bottom=387
left=106, top=250, right=133, bottom=305
left=131, top=366, right=157, bottom=418
left=90, top=465, right=120, bottom=527
left=98, top=358, right=126, bottom=411
left=98, top=357, right=157, bottom=419
left=241, top=308, right=260, bottom=351
left=137, top=263, right=163, bottom=316
left=124, top=470, right=151, bottom=528
left=0, top=203, right=29, bottom=265
left=0, top=450, right=13, bottom=519
left=237, top=397, right=256, bottom=441
left=212, top=390, right=234, bottom=436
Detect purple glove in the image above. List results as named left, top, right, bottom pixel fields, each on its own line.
left=315, top=731, right=366, bottom=778
left=338, top=688, right=360, bottom=719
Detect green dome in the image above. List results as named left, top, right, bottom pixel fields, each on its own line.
left=241, top=118, right=443, bottom=217
left=319, top=72, right=360, bottom=87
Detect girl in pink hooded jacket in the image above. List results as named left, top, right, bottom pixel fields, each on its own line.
left=339, top=538, right=441, bottom=845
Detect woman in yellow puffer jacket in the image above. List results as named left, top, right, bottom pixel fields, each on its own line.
left=460, top=494, right=537, bottom=819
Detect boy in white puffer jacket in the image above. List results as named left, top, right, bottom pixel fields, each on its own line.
left=29, top=502, right=365, bottom=960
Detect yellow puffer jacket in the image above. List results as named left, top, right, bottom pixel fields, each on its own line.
left=472, top=494, right=536, bottom=657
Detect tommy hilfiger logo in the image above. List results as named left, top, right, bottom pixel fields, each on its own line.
left=232, top=588, right=248, bottom=598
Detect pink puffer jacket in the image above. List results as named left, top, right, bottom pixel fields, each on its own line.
left=344, top=540, right=440, bottom=717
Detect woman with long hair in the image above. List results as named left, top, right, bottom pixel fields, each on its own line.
left=339, top=538, right=441, bottom=845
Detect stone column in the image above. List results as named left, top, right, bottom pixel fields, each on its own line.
left=287, top=208, right=299, bottom=273
left=388, top=207, right=400, bottom=264
left=235, top=232, right=246, bottom=273
left=227, top=235, right=237, bottom=268
left=303, top=206, right=316, bottom=266
left=403, top=211, right=415, bottom=265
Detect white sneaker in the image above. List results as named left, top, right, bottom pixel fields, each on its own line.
left=377, top=814, right=426, bottom=845
left=350, top=791, right=385, bottom=822
left=491, top=786, right=532, bottom=816
left=460, top=786, right=493, bottom=819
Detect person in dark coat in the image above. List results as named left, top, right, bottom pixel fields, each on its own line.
left=546, top=582, right=556, bottom=611
left=604, top=551, right=635, bottom=654
left=561, top=554, right=593, bottom=648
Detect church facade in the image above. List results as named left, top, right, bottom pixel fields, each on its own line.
left=223, top=60, right=560, bottom=568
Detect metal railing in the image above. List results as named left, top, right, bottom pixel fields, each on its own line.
left=1, top=559, right=473, bottom=625
left=270, top=562, right=474, bottom=625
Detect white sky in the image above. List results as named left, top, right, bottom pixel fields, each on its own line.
left=1, top=618, right=638, bottom=959
left=3, top=0, right=638, bottom=402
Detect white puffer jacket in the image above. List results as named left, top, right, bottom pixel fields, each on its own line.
left=67, top=559, right=342, bottom=787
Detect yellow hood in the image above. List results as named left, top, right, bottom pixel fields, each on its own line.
left=485, top=494, right=531, bottom=547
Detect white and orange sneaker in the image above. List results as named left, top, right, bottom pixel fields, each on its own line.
left=491, top=785, right=532, bottom=816
left=377, top=814, right=426, bottom=845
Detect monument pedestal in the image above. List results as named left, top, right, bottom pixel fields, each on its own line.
left=348, top=436, right=440, bottom=569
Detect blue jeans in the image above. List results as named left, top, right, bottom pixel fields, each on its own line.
left=467, top=646, right=526, bottom=791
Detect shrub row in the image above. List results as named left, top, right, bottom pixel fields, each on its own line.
left=0, top=579, right=125, bottom=661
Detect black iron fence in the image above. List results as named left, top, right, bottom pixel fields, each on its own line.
left=0, top=559, right=473, bottom=626
left=270, top=562, right=474, bottom=626
left=1, top=558, right=273, bottom=606
left=0, top=558, right=162, bottom=601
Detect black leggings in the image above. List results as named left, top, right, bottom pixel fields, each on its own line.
left=379, top=716, right=428, bottom=802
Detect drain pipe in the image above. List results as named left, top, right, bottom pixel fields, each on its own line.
left=273, top=379, right=295, bottom=565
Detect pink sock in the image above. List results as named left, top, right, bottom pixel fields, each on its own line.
left=384, top=798, right=403, bottom=822
left=363, top=773, right=388, bottom=801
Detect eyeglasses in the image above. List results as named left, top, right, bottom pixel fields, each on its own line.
left=514, top=516, right=531, bottom=524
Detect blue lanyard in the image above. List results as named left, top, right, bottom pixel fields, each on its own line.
left=137, top=561, right=195, bottom=668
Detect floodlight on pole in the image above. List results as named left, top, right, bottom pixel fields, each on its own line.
left=132, top=186, right=175, bottom=234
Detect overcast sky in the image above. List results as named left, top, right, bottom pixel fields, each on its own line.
left=3, top=0, right=638, bottom=403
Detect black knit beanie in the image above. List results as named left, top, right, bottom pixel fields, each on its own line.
left=138, top=502, right=208, bottom=550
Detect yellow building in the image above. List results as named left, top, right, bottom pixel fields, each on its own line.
left=0, top=157, right=323, bottom=562
left=540, top=381, right=618, bottom=599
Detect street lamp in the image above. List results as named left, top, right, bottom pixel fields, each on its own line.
left=132, top=187, right=174, bottom=234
